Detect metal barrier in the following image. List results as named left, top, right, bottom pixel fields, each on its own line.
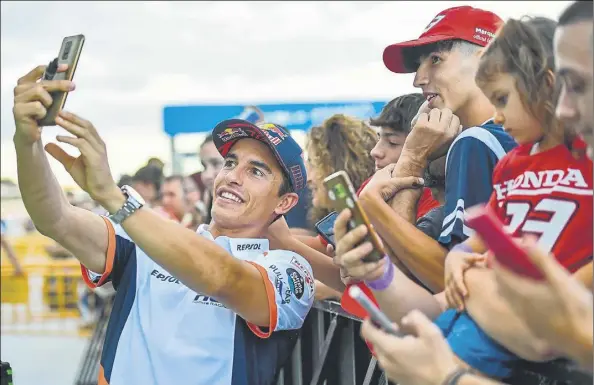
left=74, top=298, right=593, bottom=385
left=1, top=258, right=94, bottom=337
left=275, top=300, right=387, bottom=385
left=73, top=299, right=387, bottom=385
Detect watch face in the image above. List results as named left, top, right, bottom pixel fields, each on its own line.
left=123, top=185, right=146, bottom=206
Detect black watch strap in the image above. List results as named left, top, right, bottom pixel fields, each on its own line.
left=441, top=367, right=474, bottom=385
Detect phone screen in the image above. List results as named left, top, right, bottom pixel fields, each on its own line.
left=315, top=211, right=338, bottom=247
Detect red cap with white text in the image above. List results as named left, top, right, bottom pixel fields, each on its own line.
left=383, top=6, right=503, bottom=74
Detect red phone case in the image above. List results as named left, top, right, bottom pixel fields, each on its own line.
left=465, top=205, right=544, bottom=280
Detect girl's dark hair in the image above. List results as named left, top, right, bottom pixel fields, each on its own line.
left=476, top=16, right=559, bottom=134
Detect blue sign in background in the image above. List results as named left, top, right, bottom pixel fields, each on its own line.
left=163, top=101, right=387, bottom=136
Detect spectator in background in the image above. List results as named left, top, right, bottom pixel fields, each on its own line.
left=306, top=114, right=377, bottom=227
left=131, top=165, right=162, bottom=207
left=146, top=157, right=165, bottom=171
left=197, top=134, right=224, bottom=224
left=304, top=114, right=377, bottom=300
left=158, top=175, right=205, bottom=229
left=117, top=174, right=133, bottom=188
left=554, top=0, right=594, bottom=154
left=159, top=175, right=191, bottom=223
left=340, top=94, right=445, bottom=319
left=367, top=93, right=439, bottom=219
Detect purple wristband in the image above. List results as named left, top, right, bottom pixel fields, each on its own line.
left=450, top=243, right=472, bottom=253
left=365, top=256, right=395, bottom=291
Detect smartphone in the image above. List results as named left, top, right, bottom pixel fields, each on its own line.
left=38, top=34, right=85, bottom=127
left=323, top=171, right=385, bottom=262
left=465, top=205, right=544, bottom=280
left=315, top=211, right=338, bottom=248
left=348, top=286, right=402, bottom=336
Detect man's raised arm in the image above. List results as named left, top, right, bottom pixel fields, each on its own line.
left=356, top=108, right=462, bottom=292
left=13, top=64, right=108, bottom=274
left=41, top=106, right=311, bottom=331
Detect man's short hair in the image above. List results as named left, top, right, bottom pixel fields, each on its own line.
left=558, top=1, right=593, bottom=26
left=402, top=39, right=481, bottom=73
left=117, top=174, right=134, bottom=188
left=277, top=172, right=292, bottom=196
left=369, top=93, right=425, bottom=134
left=133, top=165, right=163, bottom=190
left=164, top=175, right=184, bottom=184
left=200, top=134, right=214, bottom=150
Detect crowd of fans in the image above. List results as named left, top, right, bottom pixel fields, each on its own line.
left=7, top=1, right=593, bottom=385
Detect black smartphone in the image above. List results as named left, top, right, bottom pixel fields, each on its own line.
left=38, top=34, right=85, bottom=127
left=315, top=211, right=338, bottom=248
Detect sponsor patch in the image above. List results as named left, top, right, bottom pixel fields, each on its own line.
left=193, top=294, right=225, bottom=308
left=270, top=264, right=291, bottom=304
left=237, top=243, right=262, bottom=251
left=286, top=268, right=305, bottom=300
left=290, top=257, right=314, bottom=293
left=218, top=127, right=248, bottom=142
left=151, top=269, right=181, bottom=284
left=258, top=123, right=288, bottom=146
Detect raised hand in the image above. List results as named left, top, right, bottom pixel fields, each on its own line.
left=44, top=111, right=121, bottom=207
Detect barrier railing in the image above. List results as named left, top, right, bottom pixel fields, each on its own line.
left=74, top=298, right=593, bottom=385
left=1, top=258, right=95, bottom=337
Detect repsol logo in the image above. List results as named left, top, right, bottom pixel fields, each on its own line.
left=151, top=269, right=180, bottom=284
left=237, top=243, right=262, bottom=251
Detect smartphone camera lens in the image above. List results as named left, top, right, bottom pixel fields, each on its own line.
left=62, top=41, right=72, bottom=60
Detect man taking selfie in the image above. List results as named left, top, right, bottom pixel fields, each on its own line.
left=12, top=63, right=314, bottom=385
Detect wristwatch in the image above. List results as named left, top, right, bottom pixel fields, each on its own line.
left=109, top=185, right=146, bottom=225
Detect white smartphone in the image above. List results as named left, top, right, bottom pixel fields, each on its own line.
left=348, top=286, right=402, bottom=336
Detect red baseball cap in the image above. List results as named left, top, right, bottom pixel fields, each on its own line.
left=383, top=6, right=503, bottom=74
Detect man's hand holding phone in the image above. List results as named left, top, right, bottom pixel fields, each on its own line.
left=14, top=62, right=121, bottom=211
left=333, top=208, right=387, bottom=282
left=360, top=310, right=460, bottom=385
left=13, top=64, right=74, bottom=146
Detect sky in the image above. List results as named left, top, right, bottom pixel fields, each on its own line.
left=1, top=1, right=572, bottom=188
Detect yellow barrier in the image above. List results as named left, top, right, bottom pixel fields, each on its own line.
left=1, top=259, right=94, bottom=337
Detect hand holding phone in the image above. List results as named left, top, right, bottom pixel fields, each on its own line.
left=465, top=205, right=544, bottom=280
left=323, top=171, right=385, bottom=262
left=38, top=34, right=85, bottom=127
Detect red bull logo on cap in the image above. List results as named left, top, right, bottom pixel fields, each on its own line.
left=218, top=127, right=249, bottom=143
left=258, top=123, right=287, bottom=146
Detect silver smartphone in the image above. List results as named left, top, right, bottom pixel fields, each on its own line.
left=38, top=34, right=85, bottom=126
left=348, top=286, right=402, bottom=336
